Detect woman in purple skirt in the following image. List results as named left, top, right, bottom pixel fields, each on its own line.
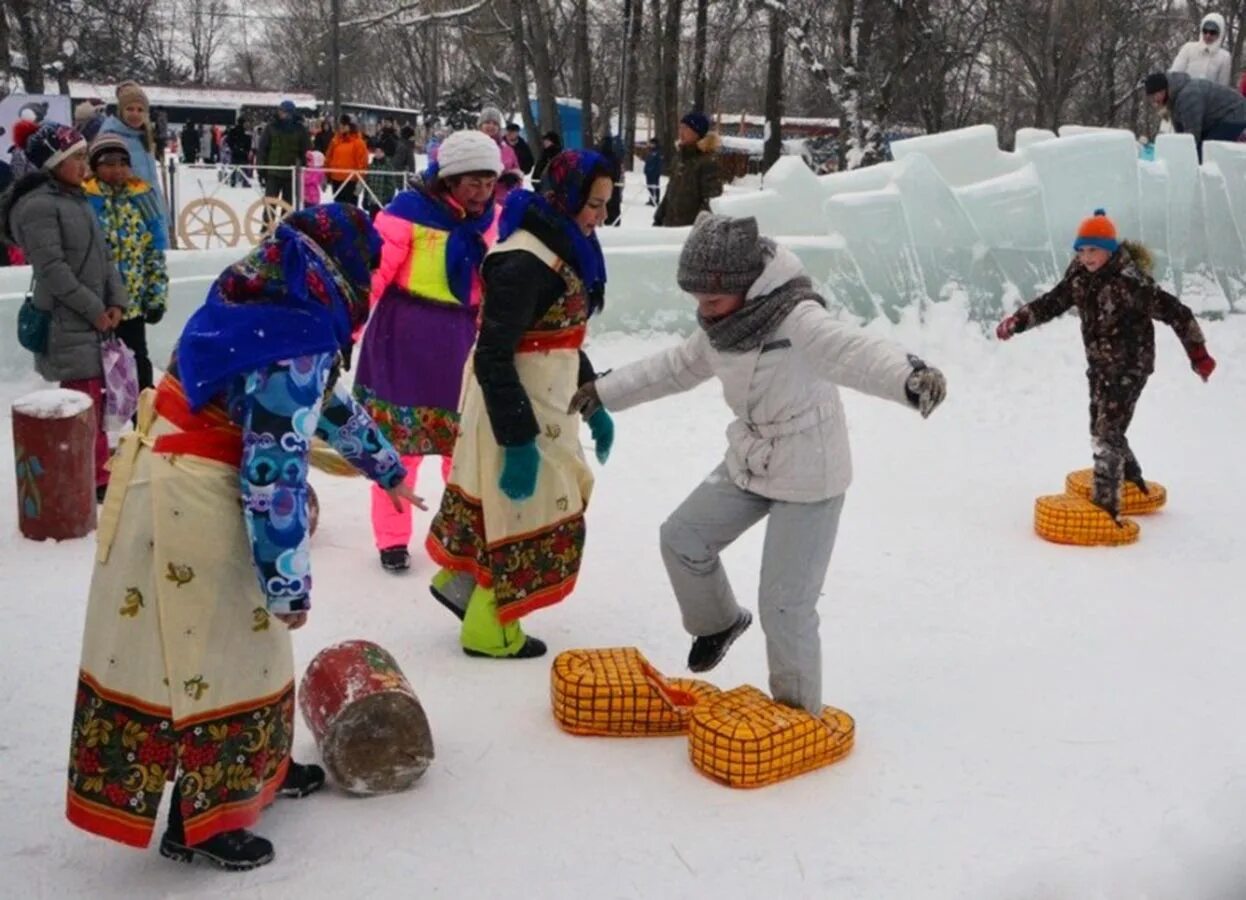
left=354, top=130, right=503, bottom=571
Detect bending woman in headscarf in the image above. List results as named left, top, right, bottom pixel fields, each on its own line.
left=426, top=151, right=616, bottom=659
left=65, top=205, right=419, bottom=872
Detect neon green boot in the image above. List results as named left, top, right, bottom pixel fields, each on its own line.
left=460, top=585, right=547, bottom=659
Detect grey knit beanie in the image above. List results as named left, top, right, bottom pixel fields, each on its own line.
left=677, top=213, right=767, bottom=295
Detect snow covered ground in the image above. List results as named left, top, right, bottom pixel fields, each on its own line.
left=3, top=303, right=1245, bottom=898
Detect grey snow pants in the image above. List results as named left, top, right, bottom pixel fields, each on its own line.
left=659, top=464, right=845, bottom=714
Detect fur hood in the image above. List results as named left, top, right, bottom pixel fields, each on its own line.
left=685, top=132, right=720, bottom=154
left=1200, top=12, right=1227, bottom=52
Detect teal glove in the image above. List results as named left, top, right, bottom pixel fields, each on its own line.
left=498, top=442, right=539, bottom=500
left=587, top=408, right=614, bottom=465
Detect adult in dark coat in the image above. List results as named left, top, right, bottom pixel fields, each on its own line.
left=532, top=131, right=562, bottom=187
left=391, top=125, right=417, bottom=174
left=181, top=121, right=201, bottom=163
left=1145, top=71, right=1246, bottom=161
left=598, top=133, right=623, bottom=225
left=643, top=138, right=662, bottom=206
left=654, top=112, right=723, bottom=227
left=256, top=101, right=311, bottom=206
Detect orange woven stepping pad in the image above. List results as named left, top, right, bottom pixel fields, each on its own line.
left=1064, top=469, right=1167, bottom=515
left=688, top=685, right=855, bottom=789
left=1034, top=494, right=1140, bottom=546
left=551, top=647, right=721, bottom=737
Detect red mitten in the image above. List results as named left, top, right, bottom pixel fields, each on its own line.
left=1190, top=345, right=1216, bottom=382
left=996, top=315, right=1020, bottom=341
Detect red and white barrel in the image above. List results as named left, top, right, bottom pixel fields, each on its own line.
left=11, top=389, right=97, bottom=541
left=298, top=640, right=434, bottom=795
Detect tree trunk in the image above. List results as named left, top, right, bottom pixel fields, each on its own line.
left=622, top=0, right=643, bottom=168
left=507, top=0, right=539, bottom=138
left=11, top=0, right=44, bottom=93
left=693, top=0, right=709, bottom=112
left=762, top=3, right=785, bottom=171
left=661, top=0, right=684, bottom=167
left=523, top=0, right=563, bottom=137
left=651, top=0, right=670, bottom=168
left=577, top=0, right=594, bottom=144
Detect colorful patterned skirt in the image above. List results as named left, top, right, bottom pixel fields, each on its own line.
left=426, top=348, right=593, bottom=622
left=353, top=288, right=476, bottom=457
left=66, top=389, right=294, bottom=849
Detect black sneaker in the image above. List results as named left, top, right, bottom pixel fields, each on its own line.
left=688, top=611, right=753, bottom=673
left=463, top=635, right=548, bottom=659
left=379, top=546, right=411, bottom=572
left=160, top=829, right=274, bottom=871
left=279, top=761, right=326, bottom=799
left=96, top=485, right=108, bottom=504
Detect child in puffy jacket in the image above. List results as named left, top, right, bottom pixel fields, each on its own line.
left=996, top=209, right=1215, bottom=521
left=303, top=149, right=325, bottom=205
left=83, top=134, right=169, bottom=392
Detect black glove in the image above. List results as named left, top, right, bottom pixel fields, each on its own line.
left=145, top=307, right=165, bottom=326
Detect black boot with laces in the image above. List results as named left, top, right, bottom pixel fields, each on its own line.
left=159, top=795, right=275, bottom=872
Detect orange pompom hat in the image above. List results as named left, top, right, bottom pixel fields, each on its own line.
left=1073, top=208, right=1119, bottom=253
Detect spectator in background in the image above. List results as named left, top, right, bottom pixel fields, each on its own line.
left=257, top=100, right=311, bottom=208
left=180, top=120, right=201, bottom=163
left=598, top=132, right=623, bottom=225
left=392, top=125, right=417, bottom=175
left=226, top=118, right=254, bottom=186
left=504, top=122, right=534, bottom=175
left=365, top=142, right=401, bottom=214
left=477, top=106, right=521, bottom=185
left=313, top=117, right=334, bottom=154
left=303, top=149, right=326, bottom=206
left=325, top=114, right=370, bottom=205
left=74, top=101, right=105, bottom=143
left=98, top=81, right=168, bottom=233
left=532, top=130, right=562, bottom=186
left=1171, top=12, right=1232, bottom=86
left=11, top=117, right=40, bottom=181
left=378, top=117, right=399, bottom=157
left=1145, top=71, right=1246, bottom=161
left=653, top=111, right=722, bottom=227
left=644, top=137, right=662, bottom=206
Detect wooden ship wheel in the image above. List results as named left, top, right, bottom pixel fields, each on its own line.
left=177, top=198, right=241, bottom=250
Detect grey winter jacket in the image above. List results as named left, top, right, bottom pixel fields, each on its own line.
left=1166, top=71, right=1246, bottom=149
left=2, top=174, right=128, bottom=381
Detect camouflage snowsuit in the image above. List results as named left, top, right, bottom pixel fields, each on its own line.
left=1011, top=246, right=1206, bottom=517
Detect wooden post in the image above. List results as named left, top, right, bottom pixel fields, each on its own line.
left=12, top=389, right=97, bottom=541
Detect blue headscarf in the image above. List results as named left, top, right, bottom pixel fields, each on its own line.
left=498, top=149, right=609, bottom=299
left=384, top=183, right=496, bottom=304
left=177, top=204, right=381, bottom=411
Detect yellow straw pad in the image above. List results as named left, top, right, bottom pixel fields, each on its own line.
left=688, top=685, right=855, bottom=789
left=1034, top=494, right=1140, bottom=546
left=1064, top=469, right=1167, bottom=515
left=551, top=647, right=721, bottom=737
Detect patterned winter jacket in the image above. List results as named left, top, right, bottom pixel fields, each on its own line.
left=216, top=352, right=406, bottom=615
left=1012, top=244, right=1206, bottom=376
left=84, top=176, right=169, bottom=320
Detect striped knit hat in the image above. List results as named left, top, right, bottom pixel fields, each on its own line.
left=25, top=122, right=87, bottom=172
left=1073, top=208, right=1119, bottom=253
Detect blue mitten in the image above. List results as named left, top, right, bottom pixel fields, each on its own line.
left=498, top=442, right=540, bottom=500
left=587, top=408, right=614, bottom=464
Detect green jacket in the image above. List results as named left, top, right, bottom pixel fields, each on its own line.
left=259, top=118, right=311, bottom=169
left=654, top=132, right=723, bottom=227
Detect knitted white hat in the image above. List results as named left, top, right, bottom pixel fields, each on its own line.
left=437, top=130, right=503, bottom=178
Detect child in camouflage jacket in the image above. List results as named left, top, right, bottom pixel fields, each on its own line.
left=83, top=133, right=169, bottom=391
left=996, top=209, right=1216, bottom=520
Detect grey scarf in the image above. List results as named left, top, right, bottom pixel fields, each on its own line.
left=698, top=274, right=826, bottom=353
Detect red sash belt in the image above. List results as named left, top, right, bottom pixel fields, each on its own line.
left=515, top=324, right=586, bottom=354
left=151, top=377, right=244, bottom=468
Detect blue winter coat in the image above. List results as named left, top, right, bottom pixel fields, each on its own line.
left=97, top=115, right=168, bottom=230
left=644, top=149, right=662, bottom=184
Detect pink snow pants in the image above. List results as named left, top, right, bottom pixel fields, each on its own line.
left=371, top=454, right=453, bottom=550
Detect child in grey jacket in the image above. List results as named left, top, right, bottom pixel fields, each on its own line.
left=569, top=213, right=947, bottom=715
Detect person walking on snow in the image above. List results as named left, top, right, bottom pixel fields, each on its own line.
left=1143, top=71, right=1246, bottom=161
left=1171, top=12, right=1232, bottom=86
left=996, top=209, right=1214, bottom=522
left=83, top=134, right=170, bottom=393
left=644, top=137, right=662, bottom=206
left=256, top=100, right=310, bottom=208
left=425, top=150, right=616, bottom=659
left=354, top=131, right=504, bottom=573
left=569, top=213, right=946, bottom=714
left=654, top=111, right=723, bottom=227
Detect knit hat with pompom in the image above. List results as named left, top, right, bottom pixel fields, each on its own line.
left=1073, top=208, right=1119, bottom=253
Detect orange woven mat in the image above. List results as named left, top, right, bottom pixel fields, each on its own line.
left=1064, top=468, right=1167, bottom=515
left=688, top=685, right=855, bottom=789
left=1034, top=494, right=1139, bottom=546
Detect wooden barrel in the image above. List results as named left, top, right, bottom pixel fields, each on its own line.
left=11, top=389, right=98, bottom=541
left=299, top=640, right=434, bottom=795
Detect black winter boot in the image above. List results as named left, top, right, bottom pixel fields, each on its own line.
left=379, top=546, right=411, bottom=572
left=687, top=610, right=753, bottom=673
left=1123, top=458, right=1149, bottom=495
left=159, top=796, right=275, bottom=871
left=279, top=761, right=326, bottom=799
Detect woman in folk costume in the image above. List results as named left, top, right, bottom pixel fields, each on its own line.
left=426, top=150, right=616, bottom=659
left=66, top=205, right=420, bottom=872
left=354, top=130, right=504, bottom=572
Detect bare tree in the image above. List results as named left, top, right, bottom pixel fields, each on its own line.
left=184, top=0, right=227, bottom=85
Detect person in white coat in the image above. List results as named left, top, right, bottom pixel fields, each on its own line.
left=1171, top=12, right=1233, bottom=86
left=567, top=213, right=947, bottom=715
